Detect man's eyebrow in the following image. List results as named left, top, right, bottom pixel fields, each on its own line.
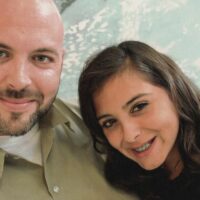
left=123, top=93, right=150, bottom=109
left=0, top=43, right=12, bottom=50
left=34, top=48, right=59, bottom=56
left=0, top=44, right=60, bottom=57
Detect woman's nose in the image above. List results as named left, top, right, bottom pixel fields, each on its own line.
left=121, top=121, right=141, bottom=143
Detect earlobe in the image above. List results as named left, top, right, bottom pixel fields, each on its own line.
left=60, top=48, right=65, bottom=70
left=62, top=48, right=66, bottom=59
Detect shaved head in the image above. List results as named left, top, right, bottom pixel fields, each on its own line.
left=0, top=0, right=61, bottom=19
left=0, top=0, right=65, bottom=136
left=0, top=0, right=64, bottom=43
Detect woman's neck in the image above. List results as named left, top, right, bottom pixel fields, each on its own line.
left=163, top=145, right=184, bottom=180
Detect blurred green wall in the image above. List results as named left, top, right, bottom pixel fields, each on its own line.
left=55, top=0, right=200, bottom=100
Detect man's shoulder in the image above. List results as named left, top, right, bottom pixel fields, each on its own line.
left=53, top=98, right=81, bottom=119
left=41, top=98, right=83, bottom=127
left=49, top=98, right=90, bottom=143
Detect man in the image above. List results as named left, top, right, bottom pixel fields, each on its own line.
left=0, top=0, right=138, bottom=199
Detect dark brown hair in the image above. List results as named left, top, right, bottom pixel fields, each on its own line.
left=78, top=41, right=200, bottom=199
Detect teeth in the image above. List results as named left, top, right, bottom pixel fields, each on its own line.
left=134, top=142, right=151, bottom=152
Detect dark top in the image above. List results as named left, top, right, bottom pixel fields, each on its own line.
left=156, top=171, right=200, bottom=200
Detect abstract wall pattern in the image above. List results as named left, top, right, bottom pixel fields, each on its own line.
left=55, top=0, right=200, bottom=100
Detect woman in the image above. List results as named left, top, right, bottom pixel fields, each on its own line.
left=78, top=41, right=200, bottom=199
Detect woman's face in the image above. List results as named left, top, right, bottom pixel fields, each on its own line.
left=94, top=69, right=179, bottom=170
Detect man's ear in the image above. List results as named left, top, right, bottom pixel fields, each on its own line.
left=61, top=48, right=66, bottom=69
left=62, top=47, right=66, bottom=59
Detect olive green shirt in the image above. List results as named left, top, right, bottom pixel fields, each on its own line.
left=0, top=98, right=138, bottom=200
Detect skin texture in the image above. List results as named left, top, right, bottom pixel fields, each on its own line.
left=0, top=0, right=64, bottom=136
left=94, top=69, right=180, bottom=173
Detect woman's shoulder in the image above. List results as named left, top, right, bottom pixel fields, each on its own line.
left=170, top=170, right=200, bottom=200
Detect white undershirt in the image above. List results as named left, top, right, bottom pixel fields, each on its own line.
left=0, top=124, right=42, bottom=166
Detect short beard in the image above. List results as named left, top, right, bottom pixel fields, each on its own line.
left=0, top=88, right=57, bottom=136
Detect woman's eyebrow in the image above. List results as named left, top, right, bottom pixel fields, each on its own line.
left=97, top=114, right=111, bottom=122
left=97, top=93, right=151, bottom=121
left=123, top=93, right=150, bottom=109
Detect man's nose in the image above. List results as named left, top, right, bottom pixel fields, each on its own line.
left=6, top=59, right=32, bottom=91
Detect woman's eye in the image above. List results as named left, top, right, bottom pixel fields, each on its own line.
left=101, top=119, right=116, bottom=129
left=131, top=102, right=148, bottom=113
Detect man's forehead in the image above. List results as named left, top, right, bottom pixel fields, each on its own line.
left=0, top=0, right=60, bottom=21
left=0, top=0, right=63, bottom=36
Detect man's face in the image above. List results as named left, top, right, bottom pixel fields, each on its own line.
left=0, top=1, right=64, bottom=136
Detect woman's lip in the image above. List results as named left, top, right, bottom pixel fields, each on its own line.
left=130, top=136, right=157, bottom=157
left=132, top=137, right=156, bottom=149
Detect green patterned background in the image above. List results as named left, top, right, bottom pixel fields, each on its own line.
left=55, top=0, right=200, bottom=100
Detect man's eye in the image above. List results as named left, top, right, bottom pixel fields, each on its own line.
left=101, top=119, right=116, bottom=129
left=33, top=55, right=53, bottom=63
left=131, top=102, right=148, bottom=113
left=0, top=50, right=9, bottom=58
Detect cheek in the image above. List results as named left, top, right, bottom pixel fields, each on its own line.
left=34, top=69, right=61, bottom=97
left=155, top=109, right=179, bottom=145
left=105, top=132, right=122, bottom=149
left=162, top=112, right=179, bottom=136
left=165, top=118, right=179, bottom=142
left=148, top=103, right=179, bottom=130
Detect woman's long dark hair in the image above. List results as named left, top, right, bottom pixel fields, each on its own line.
left=78, top=41, right=200, bottom=199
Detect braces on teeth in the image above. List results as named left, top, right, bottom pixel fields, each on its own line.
left=135, top=142, right=151, bottom=152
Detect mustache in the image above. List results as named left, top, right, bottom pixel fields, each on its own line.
left=0, top=88, right=44, bottom=102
